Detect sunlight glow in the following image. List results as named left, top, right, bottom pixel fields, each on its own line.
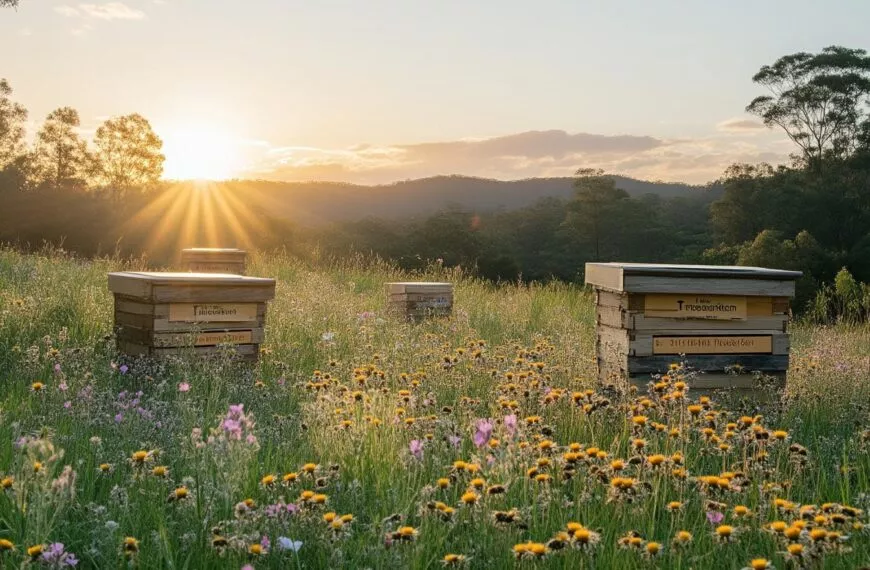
left=160, top=126, right=243, bottom=181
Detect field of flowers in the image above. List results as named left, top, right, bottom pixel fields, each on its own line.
left=1, top=247, right=869, bottom=569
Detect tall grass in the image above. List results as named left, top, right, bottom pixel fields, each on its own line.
left=0, top=246, right=868, bottom=569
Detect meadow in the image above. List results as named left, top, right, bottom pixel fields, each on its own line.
left=1, top=247, right=869, bottom=569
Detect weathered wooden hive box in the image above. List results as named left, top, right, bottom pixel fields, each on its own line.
left=386, top=282, right=453, bottom=319
left=585, top=263, right=802, bottom=390
left=108, top=272, right=275, bottom=361
left=181, top=248, right=247, bottom=274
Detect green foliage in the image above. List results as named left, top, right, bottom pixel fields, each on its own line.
left=93, top=114, right=165, bottom=197
left=805, top=267, right=870, bottom=324
left=0, top=79, right=27, bottom=170
left=746, top=45, right=870, bottom=165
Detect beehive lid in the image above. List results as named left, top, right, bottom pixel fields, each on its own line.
left=108, top=272, right=275, bottom=301
left=181, top=248, right=246, bottom=259
left=387, top=282, right=453, bottom=294
left=585, top=263, right=802, bottom=296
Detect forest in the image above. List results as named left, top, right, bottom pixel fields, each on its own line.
left=2, top=46, right=870, bottom=320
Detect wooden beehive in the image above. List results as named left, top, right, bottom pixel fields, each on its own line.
left=387, top=282, right=453, bottom=320
left=585, top=263, right=802, bottom=391
left=108, top=271, right=275, bottom=361
left=181, top=248, right=247, bottom=274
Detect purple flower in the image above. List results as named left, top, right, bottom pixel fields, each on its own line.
left=41, top=542, right=78, bottom=567
left=178, top=382, right=190, bottom=392
left=409, top=439, right=424, bottom=460
left=58, top=382, right=68, bottom=392
left=473, top=419, right=493, bottom=448
left=54, top=363, right=62, bottom=373
left=277, top=537, right=303, bottom=552
left=114, top=413, right=124, bottom=424
left=504, top=414, right=517, bottom=438
left=448, top=435, right=462, bottom=448
left=706, top=511, right=724, bottom=525
left=260, top=535, right=270, bottom=552
left=119, top=365, right=129, bottom=374
left=63, top=401, right=72, bottom=409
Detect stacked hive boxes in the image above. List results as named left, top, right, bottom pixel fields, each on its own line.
left=386, top=282, right=453, bottom=320
left=585, top=263, right=802, bottom=390
left=181, top=248, right=247, bottom=274
left=109, top=271, right=275, bottom=361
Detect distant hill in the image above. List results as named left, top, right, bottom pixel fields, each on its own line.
left=230, top=175, right=721, bottom=224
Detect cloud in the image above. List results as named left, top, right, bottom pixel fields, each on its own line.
left=717, top=117, right=767, bottom=132
left=55, top=2, right=145, bottom=21
left=79, top=2, right=145, bottom=19
left=238, top=129, right=792, bottom=185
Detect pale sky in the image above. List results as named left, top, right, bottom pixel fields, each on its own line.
left=2, top=0, right=868, bottom=183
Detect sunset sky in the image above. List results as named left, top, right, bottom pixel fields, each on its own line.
left=2, top=0, right=868, bottom=183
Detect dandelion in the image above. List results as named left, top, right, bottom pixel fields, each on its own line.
left=645, top=541, right=662, bottom=557
left=715, top=524, right=735, bottom=542
left=0, top=539, right=14, bottom=551
left=437, top=478, right=450, bottom=489
left=261, top=474, right=276, bottom=487
left=673, top=530, right=693, bottom=546
left=442, top=553, right=467, bottom=565
left=27, top=544, right=45, bottom=558
left=0, top=476, right=13, bottom=489
left=393, top=526, right=418, bottom=541
left=513, top=542, right=549, bottom=559
left=742, top=559, right=772, bottom=570
left=151, top=466, right=168, bottom=478
left=32, top=382, right=45, bottom=392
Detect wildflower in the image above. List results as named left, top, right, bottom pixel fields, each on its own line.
left=442, top=553, right=467, bottom=565
left=707, top=511, right=725, bottom=525
left=248, top=543, right=263, bottom=556
left=130, top=450, right=151, bottom=465
left=742, top=559, right=772, bottom=570
left=460, top=491, right=479, bottom=505
left=276, top=537, right=303, bottom=552
left=169, top=486, right=189, bottom=502
left=513, top=542, right=549, bottom=559
left=734, top=505, right=751, bottom=518
left=667, top=501, right=683, bottom=512
left=40, top=542, right=78, bottom=567
left=1, top=476, right=13, bottom=489
left=178, top=382, right=191, bottom=392
left=409, top=439, right=424, bottom=460
left=28, top=544, right=45, bottom=558
left=504, top=414, right=518, bottom=437
left=673, top=530, right=693, bottom=546
left=715, top=524, right=735, bottom=542
left=283, top=472, right=298, bottom=484
left=99, top=463, right=112, bottom=474
left=0, top=539, right=14, bottom=551
left=302, top=463, right=318, bottom=474
left=437, top=478, right=450, bottom=489
left=151, top=466, right=168, bottom=478
left=261, top=474, right=276, bottom=487
left=393, top=526, right=418, bottom=541
left=473, top=419, right=494, bottom=448
left=645, top=541, right=662, bottom=557
left=32, top=382, right=45, bottom=392
left=572, top=527, right=601, bottom=548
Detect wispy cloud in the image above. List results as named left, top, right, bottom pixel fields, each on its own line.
left=55, top=2, right=145, bottom=23
left=717, top=117, right=767, bottom=132
left=239, top=129, right=791, bottom=185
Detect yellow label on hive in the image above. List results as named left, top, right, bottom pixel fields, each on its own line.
left=644, top=294, right=747, bottom=320
left=169, top=303, right=257, bottom=322
left=652, top=335, right=772, bottom=355
left=194, top=331, right=253, bottom=346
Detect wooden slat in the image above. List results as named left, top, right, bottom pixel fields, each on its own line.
left=117, top=340, right=259, bottom=360
left=630, top=333, right=789, bottom=357
left=585, top=263, right=623, bottom=292
left=622, top=276, right=796, bottom=297
left=114, top=299, right=267, bottom=319
left=151, top=285, right=275, bottom=303
left=628, top=354, right=789, bottom=374
left=116, top=326, right=264, bottom=347
left=186, top=261, right=246, bottom=274
left=389, top=292, right=454, bottom=302
left=114, top=311, right=265, bottom=332
left=631, top=314, right=788, bottom=332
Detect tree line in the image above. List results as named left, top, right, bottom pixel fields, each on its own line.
left=2, top=46, right=870, bottom=320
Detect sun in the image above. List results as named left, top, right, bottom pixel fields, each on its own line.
left=160, top=126, right=242, bottom=181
